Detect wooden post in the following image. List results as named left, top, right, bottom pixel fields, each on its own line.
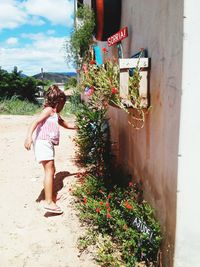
left=119, top=69, right=129, bottom=98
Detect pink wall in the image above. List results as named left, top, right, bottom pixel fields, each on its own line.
left=107, top=1, right=183, bottom=265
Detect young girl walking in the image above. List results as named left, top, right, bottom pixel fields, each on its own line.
left=24, top=85, right=76, bottom=214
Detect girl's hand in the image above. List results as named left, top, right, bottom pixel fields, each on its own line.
left=24, top=137, right=32, bottom=150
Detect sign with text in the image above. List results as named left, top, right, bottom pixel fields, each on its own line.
left=132, top=216, right=154, bottom=243
left=107, top=26, right=128, bottom=47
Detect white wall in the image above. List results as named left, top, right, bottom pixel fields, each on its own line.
left=174, top=1, right=200, bottom=266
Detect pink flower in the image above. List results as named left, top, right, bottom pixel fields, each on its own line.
left=84, top=86, right=94, bottom=96
left=96, top=208, right=100, bottom=213
left=103, top=101, right=108, bottom=108
left=82, top=64, right=89, bottom=74
left=128, top=182, right=133, bottom=187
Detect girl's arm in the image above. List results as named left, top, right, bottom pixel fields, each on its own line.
left=58, top=115, right=77, bottom=129
left=24, top=107, right=52, bottom=150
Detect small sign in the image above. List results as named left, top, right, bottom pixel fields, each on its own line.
left=132, top=216, right=154, bottom=242
left=107, top=26, right=128, bottom=47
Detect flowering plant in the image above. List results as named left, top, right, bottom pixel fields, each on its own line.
left=79, top=57, right=120, bottom=110
left=73, top=174, right=162, bottom=266
left=78, top=48, right=150, bottom=129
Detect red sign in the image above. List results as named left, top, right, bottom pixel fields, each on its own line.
left=107, top=26, right=128, bottom=47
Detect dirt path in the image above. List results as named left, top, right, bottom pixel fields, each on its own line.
left=0, top=115, right=96, bottom=267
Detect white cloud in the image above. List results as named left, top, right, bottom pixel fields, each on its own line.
left=28, top=16, right=45, bottom=26
left=0, top=0, right=74, bottom=31
left=23, top=0, right=74, bottom=26
left=0, top=0, right=27, bottom=30
left=6, top=37, right=19, bottom=45
left=47, top=29, right=56, bottom=35
left=21, top=32, right=47, bottom=40
left=0, top=35, right=74, bottom=75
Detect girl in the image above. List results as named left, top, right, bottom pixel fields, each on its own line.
left=24, top=85, right=76, bottom=214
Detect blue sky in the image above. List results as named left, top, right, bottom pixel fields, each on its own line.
left=0, top=0, right=75, bottom=75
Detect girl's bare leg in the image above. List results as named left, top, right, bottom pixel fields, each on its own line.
left=41, top=160, right=62, bottom=212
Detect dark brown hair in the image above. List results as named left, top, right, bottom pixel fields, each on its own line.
left=44, top=85, right=67, bottom=108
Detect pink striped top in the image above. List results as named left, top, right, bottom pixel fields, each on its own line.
left=35, top=112, right=60, bottom=145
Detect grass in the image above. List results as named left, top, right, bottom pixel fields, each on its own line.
left=0, top=98, right=41, bottom=115
left=0, top=93, right=82, bottom=116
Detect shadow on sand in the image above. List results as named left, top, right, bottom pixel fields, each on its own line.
left=36, top=171, right=78, bottom=203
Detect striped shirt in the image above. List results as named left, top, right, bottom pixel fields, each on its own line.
left=35, top=112, right=60, bottom=145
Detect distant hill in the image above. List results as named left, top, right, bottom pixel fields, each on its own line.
left=20, top=73, right=28, bottom=78
left=32, top=72, right=76, bottom=83
left=60, top=72, right=77, bottom=77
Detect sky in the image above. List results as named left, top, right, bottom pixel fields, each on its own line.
left=0, top=0, right=75, bottom=76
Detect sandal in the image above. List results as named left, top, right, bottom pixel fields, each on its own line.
left=44, top=205, right=63, bottom=214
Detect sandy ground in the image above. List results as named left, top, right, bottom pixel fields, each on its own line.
left=0, top=115, right=97, bottom=267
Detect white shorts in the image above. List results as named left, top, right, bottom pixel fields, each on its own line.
left=34, top=140, right=55, bottom=163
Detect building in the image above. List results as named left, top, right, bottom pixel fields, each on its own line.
left=75, top=1, right=200, bottom=266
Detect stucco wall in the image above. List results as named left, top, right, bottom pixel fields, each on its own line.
left=174, top=1, right=200, bottom=266
left=107, top=1, right=183, bottom=265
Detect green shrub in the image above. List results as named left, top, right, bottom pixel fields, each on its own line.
left=0, top=67, right=39, bottom=102
left=73, top=174, right=162, bottom=267
left=75, top=104, right=111, bottom=177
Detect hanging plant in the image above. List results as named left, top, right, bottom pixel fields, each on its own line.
left=79, top=57, right=120, bottom=110
left=65, top=5, right=95, bottom=68
left=78, top=48, right=151, bottom=129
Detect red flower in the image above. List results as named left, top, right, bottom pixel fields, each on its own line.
left=99, top=201, right=103, bottom=206
left=107, top=207, right=111, bottom=212
left=102, top=47, right=108, bottom=53
left=89, top=59, right=96, bottom=65
left=83, top=197, right=87, bottom=204
left=111, top=87, right=118, bottom=94
left=125, top=201, right=133, bottom=210
left=106, top=213, right=111, bottom=219
left=105, top=202, right=109, bottom=208
left=96, top=208, right=101, bottom=213
left=107, top=194, right=111, bottom=199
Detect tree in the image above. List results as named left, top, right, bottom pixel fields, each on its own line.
left=0, top=67, right=39, bottom=102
